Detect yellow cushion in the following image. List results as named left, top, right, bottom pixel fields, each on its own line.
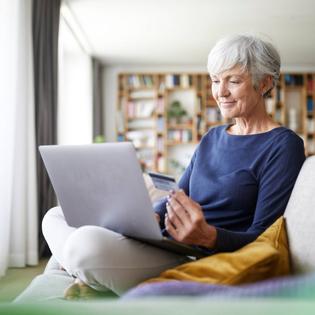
left=146, top=216, right=291, bottom=285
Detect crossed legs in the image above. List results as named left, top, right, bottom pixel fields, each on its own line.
left=42, top=207, right=189, bottom=295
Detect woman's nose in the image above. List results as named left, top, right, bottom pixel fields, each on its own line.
left=218, top=82, right=230, bottom=97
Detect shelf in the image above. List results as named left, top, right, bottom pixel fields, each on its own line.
left=126, top=127, right=155, bottom=131
left=167, top=123, right=193, bottom=129
left=127, top=116, right=155, bottom=120
left=127, top=87, right=155, bottom=90
left=117, top=71, right=315, bottom=173
left=127, top=96, right=156, bottom=101
left=166, top=141, right=196, bottom=146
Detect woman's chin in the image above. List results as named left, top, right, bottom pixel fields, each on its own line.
left=220, top=110, right=236, bottom=120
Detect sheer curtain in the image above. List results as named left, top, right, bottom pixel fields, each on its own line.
left=0, top=0, right=38, bottom=276
left=58, top=15, right=93, bottom=145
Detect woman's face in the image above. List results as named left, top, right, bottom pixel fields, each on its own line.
left=210, top=66, right=262, bottom=120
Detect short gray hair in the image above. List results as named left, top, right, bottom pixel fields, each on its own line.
left=207, top=34, right=281, bottom=90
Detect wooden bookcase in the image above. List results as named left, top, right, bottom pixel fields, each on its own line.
left=273, top=73, right=315, bottom=155
left=305, top=73, right=315, bottom=155
left=117, top=72, right=315, bottom=175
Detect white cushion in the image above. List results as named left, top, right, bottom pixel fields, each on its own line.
left=284, top=156, right=315, bottom=274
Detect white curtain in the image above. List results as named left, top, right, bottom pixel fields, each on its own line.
left=58, top=17, right=93, bottom=145
left=0, top=0, right=38, bottom=276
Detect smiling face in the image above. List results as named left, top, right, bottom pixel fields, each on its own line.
left=210, top=66, right=264, bottom=120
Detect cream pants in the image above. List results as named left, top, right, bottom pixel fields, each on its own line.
left=42, top=206, right=190, bottom=296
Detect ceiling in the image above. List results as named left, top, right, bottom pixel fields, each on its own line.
left=65, top=0, right=315, bottom=69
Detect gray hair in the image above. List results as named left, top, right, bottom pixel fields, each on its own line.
left=207, top=34, right=281, bottom=91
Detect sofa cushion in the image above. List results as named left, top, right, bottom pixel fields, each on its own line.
left=284, top=156, right=315, bottom=274
left=143, top=217, right=290, bottom=286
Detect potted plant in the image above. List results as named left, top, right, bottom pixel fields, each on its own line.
left=167, top=100, right=188, bottom=124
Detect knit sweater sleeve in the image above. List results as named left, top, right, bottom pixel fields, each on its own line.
left=215, top=134, right=305, bottom=252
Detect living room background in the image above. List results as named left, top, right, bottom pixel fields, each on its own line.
left=1, top=0, right=315, bottom=294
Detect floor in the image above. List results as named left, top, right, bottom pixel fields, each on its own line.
left=0, top=259, right=48, bottom=302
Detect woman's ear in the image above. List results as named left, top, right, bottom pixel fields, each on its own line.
left=260, top=75, right=273, bottom=97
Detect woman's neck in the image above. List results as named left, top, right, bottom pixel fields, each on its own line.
left=228, top=113, right=280, bottom=136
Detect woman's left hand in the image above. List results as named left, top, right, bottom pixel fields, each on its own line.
left=165, top=190, right=217, bottom=249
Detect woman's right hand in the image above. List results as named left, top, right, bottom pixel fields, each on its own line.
left=165, top=189, right=217, bottom=249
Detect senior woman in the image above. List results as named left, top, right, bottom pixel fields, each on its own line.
left=42, top=34, right=305, bottom=297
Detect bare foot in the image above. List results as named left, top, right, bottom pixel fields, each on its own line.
left=64, top=279, right=102, bottom=300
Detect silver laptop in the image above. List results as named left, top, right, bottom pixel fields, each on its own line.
left=39, top=142, right=206, bottom=258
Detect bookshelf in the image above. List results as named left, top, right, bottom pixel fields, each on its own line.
left=266, top=75, right=286, bottom=124
left=116, top=74, right=159, bottom=171
left=305, top=73, right=315, bottom=154
left=117, top=73, right=206, bottom=176
left=276, top=73, right=314, bottom=155
left=117, top=72, right=315, bottom=175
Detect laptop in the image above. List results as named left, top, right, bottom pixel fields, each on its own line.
left=39, top=142, right=207, bottom=258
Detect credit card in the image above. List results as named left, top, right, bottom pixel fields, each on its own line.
left=147, top=172, right=179, bottom=191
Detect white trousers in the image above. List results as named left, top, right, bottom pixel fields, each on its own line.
left=42, top=207, right=190, bottom=295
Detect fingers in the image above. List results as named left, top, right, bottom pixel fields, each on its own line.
left=165, top=191, right=191, bottom=241
left=166, top=202, right=181, bottom=228
left=170, top=189, right=201, bottom=216
left=164, top=190, right=214, bottom=247
left=165, top=213, right=178, bottom=239
left=165, top=189, right=205, bottom=244
left=169, top=189, right=205, bottom=230
left=166, top=196, right=190, bottom=227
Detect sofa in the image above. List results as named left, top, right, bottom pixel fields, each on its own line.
left=2, top=156, right=315, bottom=314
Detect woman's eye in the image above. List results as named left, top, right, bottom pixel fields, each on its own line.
left=230, top=81, right=240, bottom=84
left=211, top=80, right=219, bottom=84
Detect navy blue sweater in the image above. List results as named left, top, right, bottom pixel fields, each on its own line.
left=154, top=125, right=305, bottom=253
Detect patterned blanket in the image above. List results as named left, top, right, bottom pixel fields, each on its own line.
left=123, top=273, right=315, bottom=300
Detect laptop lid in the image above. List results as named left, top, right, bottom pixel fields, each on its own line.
left=39, top=142, right=162, bottom=240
